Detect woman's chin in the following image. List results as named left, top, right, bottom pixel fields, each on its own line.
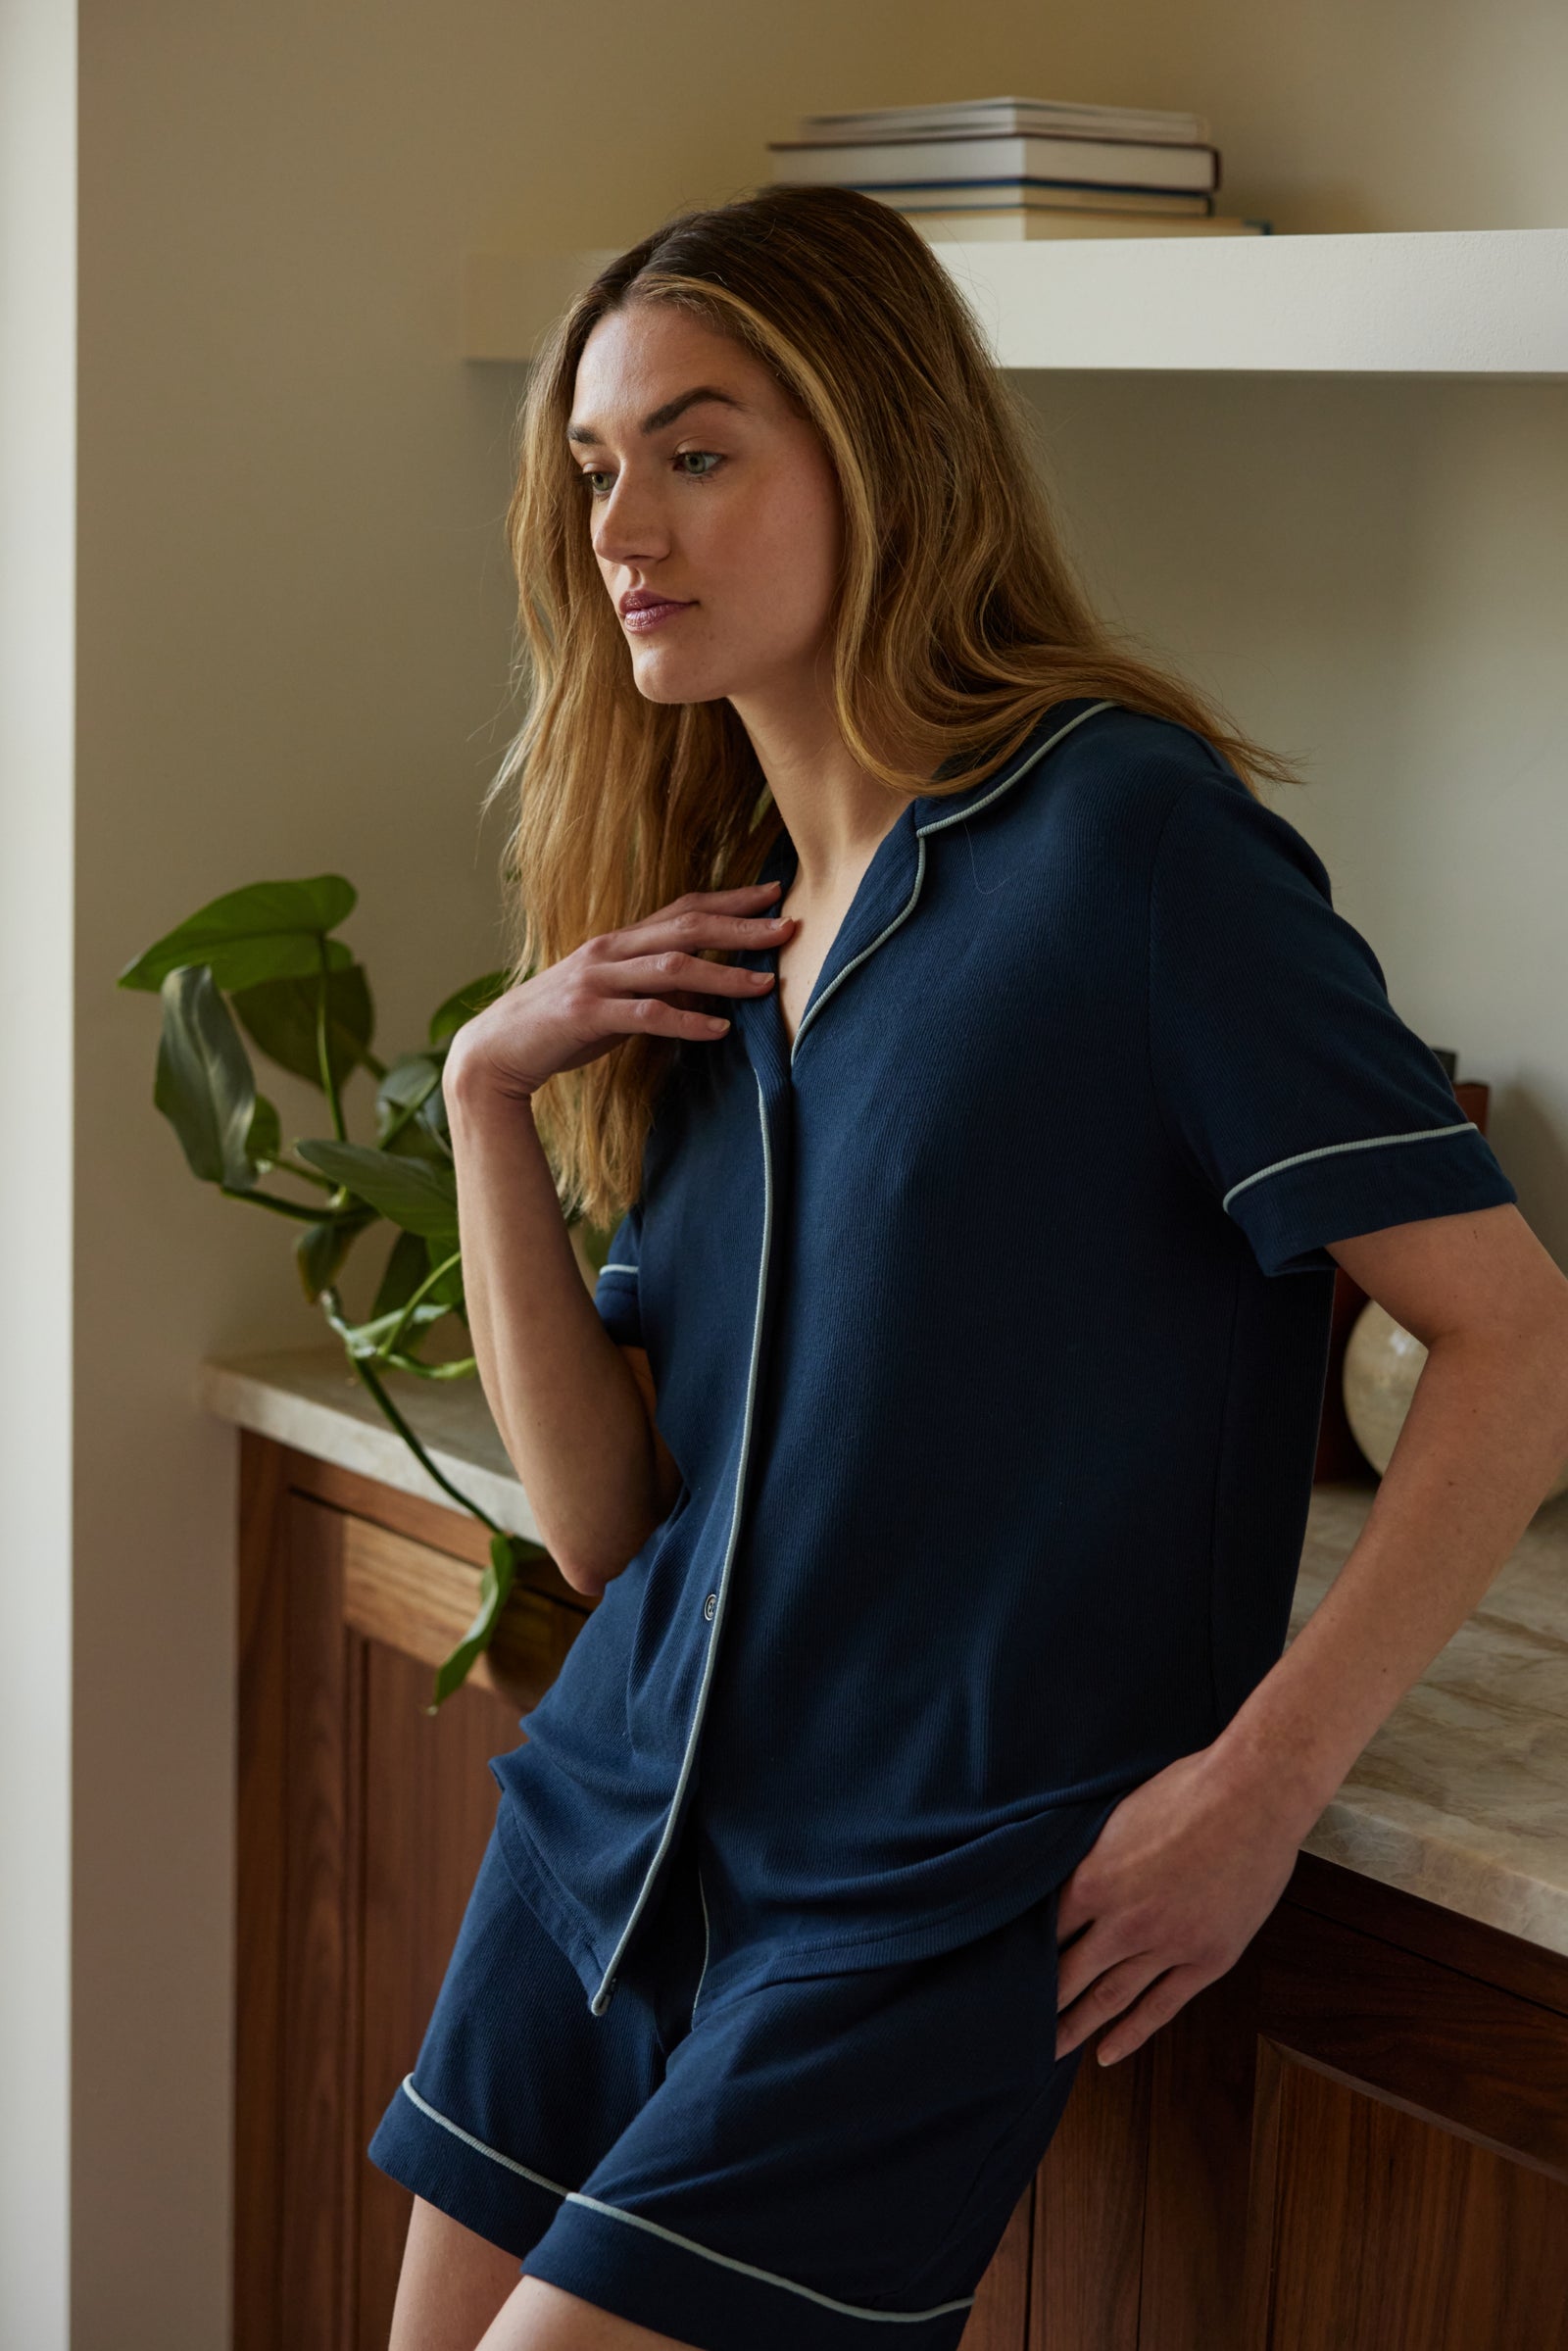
left=629, top=651, right=730, bottom=706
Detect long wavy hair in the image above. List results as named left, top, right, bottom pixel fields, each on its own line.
left=482, top=182, right=1305, bottom=1232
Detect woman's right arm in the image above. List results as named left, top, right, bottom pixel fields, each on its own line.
left=441, top=879, right=795, bottom=1597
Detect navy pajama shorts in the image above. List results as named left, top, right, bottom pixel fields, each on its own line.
left=368, top=1798, right=1087, bottom=2351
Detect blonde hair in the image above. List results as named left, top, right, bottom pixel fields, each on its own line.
left=483, top=182, right=1305, bottom=1231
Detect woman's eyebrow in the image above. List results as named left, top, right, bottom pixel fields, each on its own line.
left=566, top=386, right=747, bottom=446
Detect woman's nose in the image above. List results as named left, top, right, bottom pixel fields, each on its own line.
left=592, top=474, right=671, bottom=567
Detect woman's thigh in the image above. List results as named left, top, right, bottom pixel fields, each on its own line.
left=368, top=1804, right=710, bottom=2322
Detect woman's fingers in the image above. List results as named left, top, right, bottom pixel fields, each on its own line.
left=609, top=903, right=797, bottom=962
left=1054, top=1944, right=1165, bottom=2060
left=610, top=949, right=781, bottom=1002
left=446, top=883, right=800, bottom=1093
left=599, top=994, right=744, bottom=1039
left=1062, top=1961, right=1211, bottom=2068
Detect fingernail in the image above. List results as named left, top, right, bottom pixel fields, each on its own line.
left=707, top=1016, right=730, bottom=1030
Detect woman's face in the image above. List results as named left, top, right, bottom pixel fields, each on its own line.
left=568, top=300, right=844, bottom=711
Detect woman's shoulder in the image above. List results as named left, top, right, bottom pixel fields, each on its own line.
left=981, top=702, right=1250, bottom=886
left=1036, top=700, right=1240, bottom=817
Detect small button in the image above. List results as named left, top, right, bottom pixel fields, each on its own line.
left=703, top=1592, right=717, bottom=1621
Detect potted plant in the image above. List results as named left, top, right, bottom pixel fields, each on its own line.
left=119, top=874, right=607, bottom=1709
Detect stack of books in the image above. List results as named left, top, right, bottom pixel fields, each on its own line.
left=766, top=94, right=1272, bottom=238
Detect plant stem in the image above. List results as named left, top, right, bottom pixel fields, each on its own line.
left=279, top=1153, right=337, bottom=1189
left=219, top=1184, right=363, bottom=1224
left=321, top=1284, right=506, bottom=1536
left=378, top=1247, right=463, bottom=1359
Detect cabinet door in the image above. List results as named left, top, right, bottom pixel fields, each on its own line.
left=1238, top=1901, right=1568, bottom=2350
left=1127, top=1893, right=1568, bottom=2351
left=234, top=1445, right=589, bottom=2351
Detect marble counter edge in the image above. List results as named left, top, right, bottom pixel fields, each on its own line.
left=195, top=1347, right=545, bottom=1544
left=198, top=1347, right=1568, bottom=1965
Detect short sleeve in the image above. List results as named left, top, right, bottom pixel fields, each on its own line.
left=1148, top=774, right=1518, bottom=1277
left=593, top=1201, right=644, bottom=1346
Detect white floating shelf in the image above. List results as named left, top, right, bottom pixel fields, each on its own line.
left=462, top=227, right=1568, bottom=378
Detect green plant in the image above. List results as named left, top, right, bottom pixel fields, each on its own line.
left=119, top=874, right=607, bottom=1711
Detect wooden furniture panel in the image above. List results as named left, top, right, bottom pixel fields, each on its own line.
left=233, top=1429, right=1568, bottom=2349
left=235, top=1435, right=565, bottom=2351
left=353, top=1637, right=531, bottom=2351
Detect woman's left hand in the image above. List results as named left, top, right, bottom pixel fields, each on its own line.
left=1053, top=1745, right=1318, bottom=2067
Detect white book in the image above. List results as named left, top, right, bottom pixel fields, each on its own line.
left=906, top=208, right=1270, bottom=241
left=795, top=94, right=1211, bottom=147
left=768, top=132, right=1220, bottom=195
left=878, top=181, right=1210, bottom=217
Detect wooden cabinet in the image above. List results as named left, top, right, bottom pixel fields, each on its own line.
left=233, top=1432, right=1568, bottom=2350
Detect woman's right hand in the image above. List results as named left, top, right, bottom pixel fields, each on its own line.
left=443, top=878, right=799, bottom=1104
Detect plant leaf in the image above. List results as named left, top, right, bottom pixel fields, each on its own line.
left=371, top=1225, right=432, bottom=1319
left=247, top=1093, right=282, bottom=1170
left=419, top=1239, right=466, bottom=1309
left=118, top=876, right=358, bottom=993
left=231, top=963, right=374, bottom=1090
left=295, top=1201, right=378, bottom=1301
left=428, top=970, right=512, bottom=1047
left=153, top=966, right=260, bottom=1188
left=375, top=1053, right=449, bottom=1157
left=294, top=1137, right=459, bottom=1242
left=429, top=1532, right=519, bottom=1708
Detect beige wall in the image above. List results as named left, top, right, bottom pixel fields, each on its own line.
left=50, top=0, right=1568, bottom=2341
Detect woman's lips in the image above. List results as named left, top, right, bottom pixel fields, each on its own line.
left=622, top=599, right=694, bottom=633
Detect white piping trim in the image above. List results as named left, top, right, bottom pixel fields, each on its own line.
left=791, top=837, right=929, bottom=1064
left=691, top=1865, right=711, bottom=2025
left=913, top=699, right=1118, bottom=837
left=589, top=1068, right=775, bottom=2017
left=1221, top=1120, right=1478, bottom=1212
left=396, top=2074, right=572, bottom=2200
left=600, top=1260, right=638, bottom=1276
left=560, top=2190, right=977, bottom=2323
left=788, top=699, right=1117, bottom=1066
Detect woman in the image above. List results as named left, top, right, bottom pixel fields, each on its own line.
left=368, top=185, right=1568, bottom=2351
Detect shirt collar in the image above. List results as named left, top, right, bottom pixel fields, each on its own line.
left=730, top=696, right=1115, bottom=1078
left=755, top=695, right=1113, bottom=893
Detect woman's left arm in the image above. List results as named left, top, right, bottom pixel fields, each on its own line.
left=1054, top=1200, right=1568, bottom=2068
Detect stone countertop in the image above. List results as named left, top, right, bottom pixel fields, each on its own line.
left=199, top=1345, right=1568, bottom=1961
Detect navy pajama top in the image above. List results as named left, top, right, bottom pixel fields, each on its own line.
left=488, top=695, right=1518, bottom=2018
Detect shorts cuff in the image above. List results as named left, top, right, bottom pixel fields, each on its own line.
left=521, top=2187, right=977, bottom=2351
left=367, top=2072, right=567, bottom=2265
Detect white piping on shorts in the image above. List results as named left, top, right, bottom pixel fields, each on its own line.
left=788, top=699, right=1118, bottom=1069
left=1220, top=1120, right=1479, bottom=1213
left=561, top=2190, right=977, bottom=2323
left=600, top=1260, right=638, bottom=1276
left=588, top=1068, right=775, bottom=2017
left=396, top=2074, right=976, bottom=2324
left=397, top=2074, right=573, bottom=2200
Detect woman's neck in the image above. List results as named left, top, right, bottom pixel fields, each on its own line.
left=729, top=679, right=922, bottom=899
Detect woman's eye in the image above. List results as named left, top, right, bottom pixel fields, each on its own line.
left=578, top=450, right=724, bottom=499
